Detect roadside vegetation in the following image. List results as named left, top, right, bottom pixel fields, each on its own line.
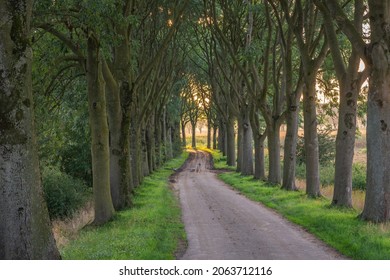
left=208, top=149, right=390, bottom=260
left=60, top=152, right=187, bottom=260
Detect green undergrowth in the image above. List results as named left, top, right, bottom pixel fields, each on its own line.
left=60, top=152, right=188, bottom=260
left=209, top=149, right=390, bottom=259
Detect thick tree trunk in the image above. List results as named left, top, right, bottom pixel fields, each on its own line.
left=86, top=37, right=115, bottom=225
left=253, top=133, right=266, bottom=180
left=361, top=5, right=390, bottom=221
left=282, top=103, right=300, bottom=191
left=0, top=1, right=60, bottom=259
left=267, top=125, right=281, bottom=184
left=303, top=77, right=321, bottom=197
left=332, top=79, right=358, bottom=207
left=217, top=119, right=226, bottom=154
left=104, top=72, right=132, bottom=210
left=240, top=110, right=253, bottom=176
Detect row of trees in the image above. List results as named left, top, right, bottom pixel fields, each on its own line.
left=0, top=0, right=190, bottom=259
left=183, top=0, right=390, bottom=223
left=2, top=0, right=390, bottom=259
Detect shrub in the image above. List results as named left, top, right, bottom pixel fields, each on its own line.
left=296, top=126, right=336, bottom=166
left=352, top=163, right=366, bottom=190
left=42, top=167, right=90, bottom=220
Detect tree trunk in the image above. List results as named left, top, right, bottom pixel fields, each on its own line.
left=236, top=117, right=243, bottom=172
left=207, top=118, right=212, bottom=149
left=103, top=67, right=133, bottom=210
left=0, top=1, right=60, bottom=259
left=86, top=36, right=115, bottom=225
left=332, top=77, right=359, bottom=207
left=226, top=116, right=236, bottom=166
left=303, top=76, right=321, bottom=197
left=166, top=125, right=173, bottom=160
left=213, top=126, right=218, bottom=149
left=253, top=132, right=266, bottom=180
left=191, top=122, right=196, bottom=148
left=240, top=110, right=253, bottom=176
left=267, top=125, right=281, bottom=184
left=146, top=118, right=155, bottom=172
left=361, top=3, right=390, bottom=221
left=218, top=119, right=226, bottom=154
left=282, top=102, right=300, bottom=190
left=181, top=121, right=186, bottom=147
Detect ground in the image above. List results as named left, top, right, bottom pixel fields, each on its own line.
left=174, top=150, right=345, bottom=260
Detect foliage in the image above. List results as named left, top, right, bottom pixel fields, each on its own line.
left=296, top=163, right=366, bottom=190
left=60, top=152, right=188, bottom=259
left=42, top=167, right=90, bottom=220
left=296, top=126, right=336, bottom=166
left=218, top=171, right=390, bottom=260
left=352, top=163, right=366, bottom=190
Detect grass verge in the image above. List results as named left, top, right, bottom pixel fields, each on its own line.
left=60, top=152, right=188, bottom=260
left=209, top=150, right=390, bottom=259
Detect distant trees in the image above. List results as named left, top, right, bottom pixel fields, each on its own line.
left=192, top=0, right=390, bottom=223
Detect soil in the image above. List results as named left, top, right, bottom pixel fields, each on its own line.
left=174, top=150, right=345, bottom=260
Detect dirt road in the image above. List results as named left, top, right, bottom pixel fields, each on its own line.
left=174, top=151, right=344, bottom=260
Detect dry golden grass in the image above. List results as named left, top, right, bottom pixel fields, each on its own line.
left=52, top=200, right=94, bottom=248
left=296, top=179, right=366, bottom=211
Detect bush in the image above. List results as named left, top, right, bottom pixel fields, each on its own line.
left=295, top=163, right=366, bottom=190
left=42, top=167, right=90, bottom=220
left=352, top=163, right=366, bottom=190
left=296, top=126, right=336, bottom=166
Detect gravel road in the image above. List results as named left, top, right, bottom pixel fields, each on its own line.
left=174, top=151, right=344, bottom=260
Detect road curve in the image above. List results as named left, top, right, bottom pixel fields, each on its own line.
left=174, top=151, right=344, bottom=260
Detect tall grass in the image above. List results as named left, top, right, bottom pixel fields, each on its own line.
left=60, top=152, right=188, bottom=260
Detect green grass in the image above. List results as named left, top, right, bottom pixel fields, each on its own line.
left=209, top=150, right=390, bottom=260
left=60, top=152, right=188, bottom=260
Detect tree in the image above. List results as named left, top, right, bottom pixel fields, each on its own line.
left=0, top=0, right=60, bottom=259
left=315, top=0, right=368, bottom=207
left=281, top=0, right=329, bottom=197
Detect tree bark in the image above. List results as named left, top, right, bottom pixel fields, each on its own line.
left=0, top=0, right=60, bottom=259
left=303, top=76, right=321, bottom=197
left=361, top=0, right=390, bottom=221
left=86, top=36, right=115, bottom=225
left=226, top=116, right=236, bottom=166
left=207, top=118, right=212, bottom=148
left=213, top=126, right=218, bottom=149
left=267, top=125, right=281, bottom=184
left=181, top=121, right=186, bottom=146
left=191, top=122, right=196, bottom=148
left=239, top=109, right=253, bottom=175
left=253, top=132, right=266, bottom=180
left=319, top=0, right=365, bottom=207
left=282, top=101, right=300, bottom=190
